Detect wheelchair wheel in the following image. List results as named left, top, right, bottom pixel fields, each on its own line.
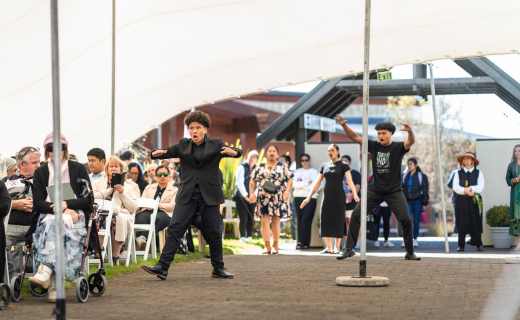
left=29, top=282, right=48, bottom=297
left=88, top=272, right=107, bottom=297
left=9, top=275, right=22, bottom=302
left=0, top=284, right=10, bottom=310
left=75, top=277, right=89, bottom=303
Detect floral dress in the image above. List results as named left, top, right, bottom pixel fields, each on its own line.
left=252, top=162, right=293, bottom=217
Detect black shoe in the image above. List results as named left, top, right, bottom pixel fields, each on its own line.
left=457, top=247, right=465, bottom=252
left=301, top=245, right=310, bottom=250
left=212, top=268, right=234, bottom=279
left=336, top=249, right=355, bottom=260
left=404, top=253, right=421, bottom=261
left=296, top=243, right=302, bottom=250
left=142, top=264, right=168, bottom=280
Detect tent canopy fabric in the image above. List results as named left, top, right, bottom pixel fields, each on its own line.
left=1, top=0, right=519, bottom=159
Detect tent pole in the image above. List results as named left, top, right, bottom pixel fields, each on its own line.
left=428, top=63, right=450, bottom=253
left=50, top=0, right=66, bottom=318
left=110, top=0, right=116, bottom=155
left=358, top=0, right=372, bottom=277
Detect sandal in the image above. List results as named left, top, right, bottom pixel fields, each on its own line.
left=262, top=250, right=271, bottom=255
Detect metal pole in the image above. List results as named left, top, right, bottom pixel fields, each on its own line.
left=110, top=0, right=116, bottom=154
left=50, top=0, right=66, bottom=318
left=359, top=0, right=372, bottom=277
left=428, top=63, right=450, bottom=253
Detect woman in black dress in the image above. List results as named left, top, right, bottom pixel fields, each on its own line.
left=300, top=144, right=359, bottom=254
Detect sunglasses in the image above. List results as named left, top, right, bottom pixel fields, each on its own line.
left=45, top=144, right=67, bottom=153
left=300, top=158, right=310, bottom=162
left=156, top=172, right=169, bottom=177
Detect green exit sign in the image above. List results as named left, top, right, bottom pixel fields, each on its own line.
left=377, top=70, right=392, bottom=81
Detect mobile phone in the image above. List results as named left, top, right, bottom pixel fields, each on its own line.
left=111, top=173, right=123, bottom=188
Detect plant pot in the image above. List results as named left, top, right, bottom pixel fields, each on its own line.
left=490, top=227, right=512, bottom=249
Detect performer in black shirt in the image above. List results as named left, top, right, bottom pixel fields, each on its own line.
left=335, top=115, right=420, bottom=261
left=142, top=111, right=242, bottom=280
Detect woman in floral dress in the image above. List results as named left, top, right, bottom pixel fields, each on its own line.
left=249, top=145, right=293, bottom=254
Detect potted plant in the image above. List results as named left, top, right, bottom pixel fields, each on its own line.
left=486, top=205, right=512, bottom=249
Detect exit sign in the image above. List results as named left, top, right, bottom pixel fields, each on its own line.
left=377, top=70, right=392, bottom=81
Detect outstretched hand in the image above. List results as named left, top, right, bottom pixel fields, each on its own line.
left=152, top=149, right=167, bottom=157
left=400, top=123, right=412, bottom=132
left=335, top=115, right=347, bottom=125
left=221, top=146, right=238, bottom=157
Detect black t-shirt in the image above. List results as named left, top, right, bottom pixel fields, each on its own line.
left=368, top=140, right=408, bottom=193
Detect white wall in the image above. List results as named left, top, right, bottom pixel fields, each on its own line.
left=476, top=139, right=520, bottom=245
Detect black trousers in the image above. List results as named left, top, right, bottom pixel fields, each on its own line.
left=347, top=190, right=414, bottom=254
left=0, top=223, right=5, bottom=280
left=294, top=197, right=316, bottom=247
left=234, top=193, right=255, bottom=238
left=159, top=192, right=224, bottom=270
left=374, top=206, right=391, bottom=241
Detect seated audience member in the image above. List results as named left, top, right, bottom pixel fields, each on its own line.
left=128, top=162, right=148, bottom=195
left=87, top=148, right=107, bottom=185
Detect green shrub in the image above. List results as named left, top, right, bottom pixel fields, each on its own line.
left=486, top=205, right=510, bottom=227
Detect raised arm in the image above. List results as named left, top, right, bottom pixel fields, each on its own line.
left=336, top=115, right=362, bottom=144
left=221, top=145, right=242, bottom=158
left=401, top=124, right=415, bottom=151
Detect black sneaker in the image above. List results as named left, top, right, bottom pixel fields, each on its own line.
left=404, top=253, right=421, bottom=261
left=142, top=264, right=168, bottom=280
left=336, top=250, right=355, bottom=260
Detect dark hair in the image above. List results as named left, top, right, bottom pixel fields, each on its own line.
left=512, top=144, right=520, bottom=162
left=341, top=155, right=352, bottom=162
left=155, top=164, right=170, bottom=175
left=184, top=111, right=211, bottom=128
left=407, top=157, right=422, bottom=172
left=120, top=150, right=134, bottom=161
left=328, top=144, right=340, bottom=153
left=299, top=153, right=311, bottom=161
left=266, top=144, right=280, bottom=154
left=44, top=143, right=69, bottom=160
left=282, top=154, right=292, bottom=166
left=87, top=148, right=106, bottom=161
left=127, top=162, right=147, bottom=193
left=375, top=122, right=396, bottom=134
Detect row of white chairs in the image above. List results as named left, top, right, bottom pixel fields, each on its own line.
left=92, top=197, right=160, bottom=268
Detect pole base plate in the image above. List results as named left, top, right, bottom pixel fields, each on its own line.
left=336, top=275, right=389, bottom=287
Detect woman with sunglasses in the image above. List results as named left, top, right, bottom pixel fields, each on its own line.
left=135, top=165, right=178, bottom=250
left=292, top=154, right=319, bottom=249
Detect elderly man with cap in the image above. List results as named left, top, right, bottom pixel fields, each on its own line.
left=452, top=152, right=485, bottom=252
left=27, top=133, right=93, bottom=302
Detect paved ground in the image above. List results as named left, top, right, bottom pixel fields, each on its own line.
left=4, top=250, right=520, bottom=320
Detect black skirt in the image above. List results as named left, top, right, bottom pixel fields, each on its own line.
left=454, top=195, right=482, bottom=235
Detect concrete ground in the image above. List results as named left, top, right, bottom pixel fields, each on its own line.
left=4, top=245, right=520, bottom=320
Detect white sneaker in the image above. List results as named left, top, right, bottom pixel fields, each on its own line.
left=240, top=237, right=248, bottom=243
left=319, top=248, right=330, bottom=254
left=413, top=239, right=419, bottom=247
left=29, top=264, right=52, bottom=289
left=383, top=241, right=394, bottom=247
left=373, top=240, right=380, bottom=248
left=136, top=236, right=147, bottom=250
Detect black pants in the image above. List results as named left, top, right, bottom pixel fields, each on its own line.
left=159, top=192, right=224, bottom=270
left=458, top=232, right=482, bottom=249
left=294, top=197, right=316, bottom=247
left=347, top=190, right=414, bottom=254
left=0, top=223, right=5, bottom=280
left=234, top=193, right=255, bottom=238
left=374, top=206, right=391, bottom=241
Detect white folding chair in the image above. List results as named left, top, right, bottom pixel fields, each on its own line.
left=221, top=199, right=239, bottom=239
left=126, top=198, right=159, bottom=266
left=88, top=199, right=114, bottom=268
left=3, top=210, right=10, bottom=284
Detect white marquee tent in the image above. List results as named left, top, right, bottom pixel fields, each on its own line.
left=1, top=0, right=519, bottom=159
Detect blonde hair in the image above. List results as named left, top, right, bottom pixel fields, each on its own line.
left=105, top=155, right=126, bottom=178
